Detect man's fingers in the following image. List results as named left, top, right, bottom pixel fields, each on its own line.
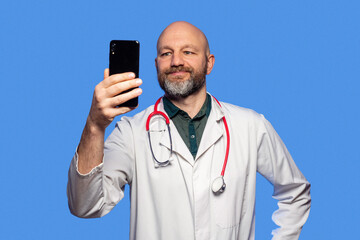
left=111, top=106, right=137, bottom=117
left=100, top=106, right=136, bottom=121
left=102, top=72, right=136, bottom=88
left=106, top=78, right=142, bottom=97
left=109, top=87, right=143, bottom=107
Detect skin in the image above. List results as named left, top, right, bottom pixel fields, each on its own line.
left=156, top=21, right=215, bottom=117
left=77, top=70, right=143, bottom=174
left=77, top=21, right=214, bottom=174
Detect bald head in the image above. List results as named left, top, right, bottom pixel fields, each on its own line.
left=157, top=21, right=210, bottom=56
left=155, top=21, right=215, bottom=100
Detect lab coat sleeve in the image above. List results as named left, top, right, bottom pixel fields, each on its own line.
left=256, top=115, right=311, bottom=240
left=67, top=120, right=135, bottom=218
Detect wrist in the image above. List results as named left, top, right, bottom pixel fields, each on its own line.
left=85, top=116, right=106, bottom=135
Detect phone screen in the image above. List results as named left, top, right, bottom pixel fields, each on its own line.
left=109, top=40, right=140, bottom=107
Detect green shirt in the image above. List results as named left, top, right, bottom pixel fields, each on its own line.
left=163, top=94, right=212, bottom=158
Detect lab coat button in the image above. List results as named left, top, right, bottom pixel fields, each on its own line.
left=191, top=135, right=195, bottom=139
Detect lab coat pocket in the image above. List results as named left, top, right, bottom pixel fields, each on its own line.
left=213, top=182, right=242, bottom=229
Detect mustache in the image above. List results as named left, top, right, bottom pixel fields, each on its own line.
left=164, top=66, right=193, bottom=74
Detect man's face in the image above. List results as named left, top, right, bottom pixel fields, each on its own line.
left=155, top=24, right=211, bottom=99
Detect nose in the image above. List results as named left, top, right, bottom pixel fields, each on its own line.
left=171, top=52, right=184, bottom=67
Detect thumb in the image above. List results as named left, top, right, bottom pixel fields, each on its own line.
left=104, top=68, right=110, bottom=79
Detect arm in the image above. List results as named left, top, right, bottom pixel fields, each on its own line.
left=78, top=69, right=142, bottom=174
left=67, top=69, right=142, bottom=218
left=256, top=115, right=311, bottom=240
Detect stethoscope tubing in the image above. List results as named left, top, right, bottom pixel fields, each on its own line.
left=212, top=97, right=230, bottom=177
left=146, top=98, right=170, bottom=131
left=146, top=96, right=230, bottom=194
left=146, top=98, right=173, bottom=166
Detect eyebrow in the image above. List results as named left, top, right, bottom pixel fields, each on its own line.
left=158, top=44, right=201, bottom=53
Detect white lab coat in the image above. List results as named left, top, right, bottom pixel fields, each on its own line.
left=67, top=96, right=311, bottom=240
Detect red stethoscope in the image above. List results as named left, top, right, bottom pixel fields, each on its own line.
left=146, top=96, right=230, bottom=195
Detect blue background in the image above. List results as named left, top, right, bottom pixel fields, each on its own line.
left=1, top=0, right=359, bottom=239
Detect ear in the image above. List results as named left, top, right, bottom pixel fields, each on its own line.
left=206, top=54, right=215, bottom=75
left=155, top=57, right=158, bottom=69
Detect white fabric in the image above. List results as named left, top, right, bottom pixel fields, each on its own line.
left=67, top=97, right=311, bottom=240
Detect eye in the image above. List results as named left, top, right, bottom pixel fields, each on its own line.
left=184, top=51, right=193, bottom=55
left=160, top=52, right=171, bottom=57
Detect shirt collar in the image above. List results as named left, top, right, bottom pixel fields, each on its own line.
left=162, top=96, right=179, bottom=118
left=163, top=94, right=212, bottom=119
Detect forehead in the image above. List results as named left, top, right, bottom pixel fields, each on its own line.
left=157, top=25, right=206, bottom=52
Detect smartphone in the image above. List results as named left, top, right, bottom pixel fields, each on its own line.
left=109, top=40, right=140, bottom=108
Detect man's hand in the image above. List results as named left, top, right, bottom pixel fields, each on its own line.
left=87, top=68, right=143, bottom=131
left=77, top=69, right=142, bottom=174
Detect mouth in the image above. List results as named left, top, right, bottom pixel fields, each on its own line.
left=168, top=71, right=189, bottom=76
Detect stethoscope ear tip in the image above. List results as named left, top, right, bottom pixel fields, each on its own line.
left=212, top=176, right=226, bottom=195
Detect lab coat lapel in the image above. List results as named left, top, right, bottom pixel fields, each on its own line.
left=156, top=99, right=195, bottom=166
left=162, top=122, right=194, bottom=165
left=195, top=97, right=225, bottom=161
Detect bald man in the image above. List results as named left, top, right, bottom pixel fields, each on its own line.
left=67, top=21, right=311, bottom=240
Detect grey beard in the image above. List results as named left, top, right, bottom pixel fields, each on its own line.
left=162, top=77, right=205, bottom=99
left=157, top=60, right=208, bottom=100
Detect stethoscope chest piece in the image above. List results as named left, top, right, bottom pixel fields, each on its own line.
left=212, top=176, right=226, bottom=195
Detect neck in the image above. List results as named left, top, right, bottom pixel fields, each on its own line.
left=165, top=86, right=207, bottom=118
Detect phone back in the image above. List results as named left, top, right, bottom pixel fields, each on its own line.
left=109, top=40, right=140, bottom=107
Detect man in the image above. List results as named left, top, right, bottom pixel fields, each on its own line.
left=67, top=21, right=311, bottom=240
